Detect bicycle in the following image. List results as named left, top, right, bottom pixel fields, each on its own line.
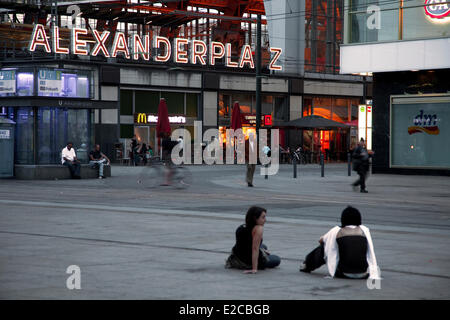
left=136, top=158, right=192, bottom=189
left=290, top=147, right=307, bottom=165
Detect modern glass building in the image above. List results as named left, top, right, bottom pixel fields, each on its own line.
left=340, top=0, right=450, bottom=175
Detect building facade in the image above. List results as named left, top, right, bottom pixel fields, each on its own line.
left=0, top=0, right=369, bottom=171
left=340, top=0, right=450, bottom=175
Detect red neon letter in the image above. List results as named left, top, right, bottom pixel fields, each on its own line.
left=174, top=38, right=189, bottom=64
left=209, top=42, right=225, bottom=66
left=239, top=45, right=254, bottom=69
left=225, top=43, right=238, bottom=68
left=153, top=36, right=171, bottom=62
left=191, top=40, right=207, bottom=65
left=111, top=32, right=130, bottom=59
left=52, top=26, right=69, bottom=54
left=29, top=24, right=51, bottom=53
left=71, top=28, right=88, bottom=56
left=269, top=47, right=283, bottom=71
left=132, top=34, right=150, bottom=61
left=92, top=30, right=110, bottom=57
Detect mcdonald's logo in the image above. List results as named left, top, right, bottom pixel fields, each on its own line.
left=136, top=113, right=147, bottom=124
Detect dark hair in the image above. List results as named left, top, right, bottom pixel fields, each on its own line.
left=245, top=206, right=266, bottom=230
left=341, top=206, right=362, bottom=227
left=67, top=142, right=73, bottom=145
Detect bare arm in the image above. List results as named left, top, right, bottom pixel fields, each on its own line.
left=101, top=152, right=111, bottom=165
left=244, top=225, right=263, bottom=274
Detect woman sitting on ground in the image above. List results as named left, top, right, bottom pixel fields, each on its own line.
left=225, top=206, right=281, bottom=274
left=300, top=206, right=380, bottom=279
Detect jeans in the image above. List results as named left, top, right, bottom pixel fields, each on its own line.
left=246, top=164, right=256, bottom=184
left=353, top=169, right=368, bottom=191
left=302, top=244, right=368, bottom=279
left=261, top=244, right=281, bottom=268
left=89, top=159, right=107, bottom=177
left=63, top=161, right=81, bottom=178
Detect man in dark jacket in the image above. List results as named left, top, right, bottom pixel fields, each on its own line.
left=352, top=139, right=373, bottom=193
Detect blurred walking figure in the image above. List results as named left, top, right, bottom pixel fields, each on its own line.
left=130, top=135, right=138, bottom=166
left=299, top=206, right=380, bottom=280
left=351, top=138, right=373, bottom=193
left=161, top=132, right=180, bottom=186
left=245, top=132, right=256, bottom=187
left=225, top=206, right=281, bottom=273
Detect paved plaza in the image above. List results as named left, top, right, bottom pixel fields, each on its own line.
left=0, top=164, right=449, bottom=299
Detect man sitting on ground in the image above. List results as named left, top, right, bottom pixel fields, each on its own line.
left=89, top=144, right=110, bottom=179
left=61, top=142, right=81, bottom=179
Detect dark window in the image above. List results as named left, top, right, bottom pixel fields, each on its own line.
left=135, top=91, right=159, bottom=113
left=120, top=124, right=134, bottom=139
left=120, top=90, right=133, bottom=115
left=161, top=92, right=184, bottom=114
left=186, top=93, right=198, bottom=117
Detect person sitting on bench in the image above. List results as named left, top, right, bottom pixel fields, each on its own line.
left=61, top=142, right=81, bottom=179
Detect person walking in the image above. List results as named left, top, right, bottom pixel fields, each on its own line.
left=245, top=133, right=256, bottom=187
left=131, top=135, right=139, bottom=166
left=225, top=206, right=281, bottom=273
left=299, top=206, right=380, bottom=280
left=351, top=138, right=373, bottom=193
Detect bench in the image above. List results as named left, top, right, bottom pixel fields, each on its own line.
left=14, top=164, right=111, bottom=180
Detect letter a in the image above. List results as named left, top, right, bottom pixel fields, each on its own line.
left=66, top=265, right=81, bottom=290
left=367, top=5, right=381, bottom=30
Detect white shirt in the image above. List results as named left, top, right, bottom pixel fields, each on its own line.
left=61, top=147, right=77, bottom=164
left=322, top=225, right=381, bottom=279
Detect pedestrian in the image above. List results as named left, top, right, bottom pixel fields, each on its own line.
left=131, top=135, right=138, bottom=166
left=225, top=206, right=281, bottom=273
left=161, top=132, right=180, bottom=185
left=351, top=138, right=373, bottom=193
left=61, top=142, right=81, bottom=179
left=299, top=206, right=380, bottom=280
left=245, top=132, right=256, bottom=187
left=138, top=142, right=149, bottom=165
left=89, top=144, right=110, bottom=179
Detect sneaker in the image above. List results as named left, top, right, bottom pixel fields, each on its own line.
left=98, top=176, right=103, bottom=179
left=299, top=263, right=311, bottom=273
left=248, top=183, right=254, bottom=187
left=360, top=189, right=368, bottom=193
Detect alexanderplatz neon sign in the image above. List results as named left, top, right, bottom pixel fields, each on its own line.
left=28, top=24, right=283, bottom=71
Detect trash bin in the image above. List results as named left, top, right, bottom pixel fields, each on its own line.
left=0, top=118, right=15, bottom=178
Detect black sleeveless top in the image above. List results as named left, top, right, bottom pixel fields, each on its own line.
left=336, top=236, right=369, bottom=274
left=232, top=224, right=264, bottom=267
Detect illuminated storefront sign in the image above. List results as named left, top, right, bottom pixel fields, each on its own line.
left=358, top=104, right=372, bottom=150
left=0, top=70, right=16, bottom=94
left=408, top=109, right=440, bottom=135
left=135, top=113, right=186, bottom=124
left=38, top=69, right=62, bottom=95
left=243, top=115, right=272, bottom=126
left=425, top=0, right=450, bottom=19
left=29, top=25, right=283, bottom=71
left=264, top=115, right=273, bottom=126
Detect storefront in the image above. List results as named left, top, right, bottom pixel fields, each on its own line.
left=119, top=87, right=200, bottom=156
left=0, top=67, right=116, bottom=165
left=300, top=95, right=361, bottom=161
left=218, top=92, right=288, bottom=148
left=341, top=0, right=450, bottom=174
